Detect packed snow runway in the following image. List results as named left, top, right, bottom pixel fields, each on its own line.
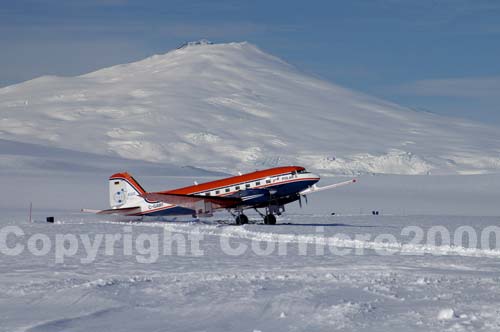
left=2, top=212, right=500, bottom=332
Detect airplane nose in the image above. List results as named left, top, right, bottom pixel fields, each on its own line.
left=310, top=173, right=320, bottom=183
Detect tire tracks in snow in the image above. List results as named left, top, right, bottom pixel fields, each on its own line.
left=116, top=221, right=500, bottom=259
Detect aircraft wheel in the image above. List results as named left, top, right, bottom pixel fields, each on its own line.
left=264, top=214, right=276, bottom=225
left=235, top=214, right=249, bottom=225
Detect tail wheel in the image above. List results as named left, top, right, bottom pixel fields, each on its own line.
left=235, top=214, right=249, bottom=225
left=264, top=214, right=276, bottom=225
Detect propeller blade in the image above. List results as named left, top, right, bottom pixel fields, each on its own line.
left=304, top=195, right=308, bottom=205
left=298, top=195, right=302, bottom=208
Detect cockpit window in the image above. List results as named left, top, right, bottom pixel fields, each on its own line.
left=297, top=169, right=309, bottom=174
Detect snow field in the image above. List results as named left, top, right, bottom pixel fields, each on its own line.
left=2, top=212, right=500, bottom=331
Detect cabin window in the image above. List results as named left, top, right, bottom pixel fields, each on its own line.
left=235, top=186, right=240, bottom=190
left=225, top=188, right=230, bottom=193
left=206, top=192, right=211, bottom=196
left=245, top=183, right=251, bottom=188
left=215, top=190, right=220, bottom=194
left=114, top=181, right=120, bottom=185
left=266, top=179, right=271, bottom=184
left=256, top=181, right=261, bottom=185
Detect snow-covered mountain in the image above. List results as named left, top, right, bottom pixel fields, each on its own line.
left=1, top=40, right=500, bottom=175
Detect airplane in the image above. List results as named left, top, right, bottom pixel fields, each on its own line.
left=84, top=166, right=356, bottom=225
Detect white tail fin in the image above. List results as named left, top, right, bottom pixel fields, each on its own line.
left=109, top=172, right=147, bottom=208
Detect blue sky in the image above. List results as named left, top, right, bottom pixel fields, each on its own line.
left=1, top=0, right=499, bottom=123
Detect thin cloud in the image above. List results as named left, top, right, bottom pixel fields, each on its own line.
left=0, top=19, right=298, bottom=42
left=390, top=76, right=500, bottom=98
left=157, top=22, right=284, bottom=39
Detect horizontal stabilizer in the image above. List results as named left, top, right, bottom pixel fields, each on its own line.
left=142, top=193, right=241, bottom=210
left=81, top=206, right=142, bottom=215
left=300, top=179, right=356, bottom=195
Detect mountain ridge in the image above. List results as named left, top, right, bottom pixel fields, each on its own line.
left=1, top=41, right=500, bottom=175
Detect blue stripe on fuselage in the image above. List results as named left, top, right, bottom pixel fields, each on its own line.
left=143, top=206, right=195, bottom=216
left=269, top=179, right=318, bottom=196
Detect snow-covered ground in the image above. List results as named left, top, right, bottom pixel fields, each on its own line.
left=1, top=172, right=500, bottom=331
left=1, top=209, right=500, bottom=332
left=1, top=161, right=500, bottom=332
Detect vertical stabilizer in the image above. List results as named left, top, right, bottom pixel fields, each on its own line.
left=109, top=172, right=147, bottom=208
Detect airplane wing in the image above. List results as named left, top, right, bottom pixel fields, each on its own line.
left=299, top=179, right=356, bottom=195
left=81, top=206, right=142, bottom=215
left=141, top=193, right=242, bottom=210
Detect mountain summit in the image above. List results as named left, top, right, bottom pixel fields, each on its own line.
left=1, top=41, right=500, bottom=175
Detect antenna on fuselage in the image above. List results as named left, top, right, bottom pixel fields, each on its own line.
left=194, top=181, right=198, bottom=185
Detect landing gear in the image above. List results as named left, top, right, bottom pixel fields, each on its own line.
left=235, top=214, right=249, bottom=225
left=263, top=214, right=276, bottom=225
left=254, top=207, right=279, bottom=225
left=229, top=209, right=249, bottom=225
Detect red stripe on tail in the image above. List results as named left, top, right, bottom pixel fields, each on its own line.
left=110, top=172, right=147, bottom=195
